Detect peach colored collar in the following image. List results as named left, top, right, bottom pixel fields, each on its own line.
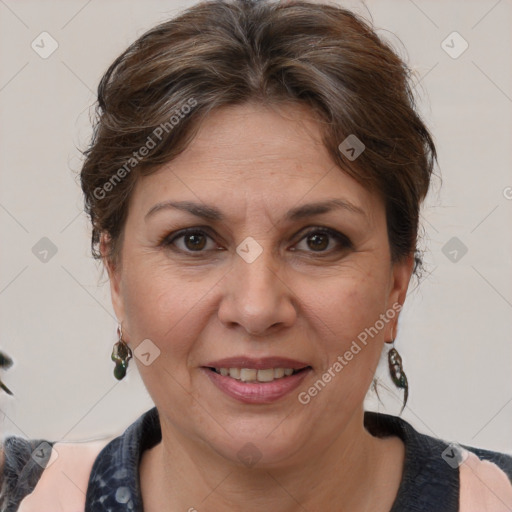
left=459, top=450, right=512, bottom=511
left=17, top=439, right=111, bottom=512
left=17, top=440, right=512, bottom=511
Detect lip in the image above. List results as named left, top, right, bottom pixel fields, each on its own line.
left=202, top=366, right=312, bottom=404
left=203, top=356, right=311, bottom=370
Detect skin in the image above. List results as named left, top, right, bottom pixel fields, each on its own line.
left=102, top=101, right=414, bottom=511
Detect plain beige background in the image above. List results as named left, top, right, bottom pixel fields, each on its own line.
left=0, top=0, right=511, bottom=454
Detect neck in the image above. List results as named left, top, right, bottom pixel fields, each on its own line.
left=140, top=409, right=404, bottom=511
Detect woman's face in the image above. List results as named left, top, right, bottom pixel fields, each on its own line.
left=105, top=102, right=413, bottom=467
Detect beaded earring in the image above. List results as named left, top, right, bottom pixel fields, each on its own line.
left=388, top=341, right=408, bottom=414
left=111, top=325, right=132, bottom=380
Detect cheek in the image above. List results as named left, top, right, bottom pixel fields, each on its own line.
left=120, top=268, right=204, bottom=405
left=316, top=269, right=389, bottom=341
left=309, top=270, right=389, bottom=400
left=120, top=261, right=198, bottom=354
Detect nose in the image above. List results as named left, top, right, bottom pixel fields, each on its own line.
left=217, top=246, right=297, bottom=337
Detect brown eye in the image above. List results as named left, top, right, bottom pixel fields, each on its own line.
left=183, top=233, right=207, bottom=251
left=306, top=232, right=329, bottom=251
left=161, top=228, right=216, bottom=253
left=294, top=228, right=352, bottom=254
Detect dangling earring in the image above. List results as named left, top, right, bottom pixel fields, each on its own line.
left=387, top=340, right=408, bottom=414
left=111, top=324, right=132, bottom=380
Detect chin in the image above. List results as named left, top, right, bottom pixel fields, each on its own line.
left=203, top=418, right=308, bottom=469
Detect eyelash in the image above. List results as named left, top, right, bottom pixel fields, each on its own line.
left=160, top=226, right=353, bottom=256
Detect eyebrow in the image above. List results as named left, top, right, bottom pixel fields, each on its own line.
left=145, top=198, right=367, bottom=223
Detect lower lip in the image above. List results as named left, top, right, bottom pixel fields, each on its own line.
left=202, top=368, right=311, bottom=404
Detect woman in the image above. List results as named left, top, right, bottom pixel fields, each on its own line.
left=1, top=0, right=512, bottom=510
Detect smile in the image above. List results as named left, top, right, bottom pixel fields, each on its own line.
left=210, top=367, right=305, bottom=382
left=203, top=366, right=312, bottom=404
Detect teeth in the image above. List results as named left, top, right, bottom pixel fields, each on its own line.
left=229, top=368, right=241, bottom=379
left=256, top=368, right=275, bottom=382
left=240, top=368, right=257, bottom=382
left=274, top=368, right=285, bottom=378
left=214, top=367, right=302, bottom=382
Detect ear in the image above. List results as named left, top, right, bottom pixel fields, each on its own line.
left=100, top=233, right=125, bottom=322
left=384, top=253, right=415, bottom=342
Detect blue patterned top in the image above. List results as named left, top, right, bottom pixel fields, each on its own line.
left=1, top=407, right=512, bottom=511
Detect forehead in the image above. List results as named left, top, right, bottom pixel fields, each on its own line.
left=166, top=103, right=333, bottom=179
left=178, top=101, right=328, bottom=168
left=129, top=102, right=381, bottom=226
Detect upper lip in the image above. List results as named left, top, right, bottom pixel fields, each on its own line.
left=203, top=357, right=311, bottom=370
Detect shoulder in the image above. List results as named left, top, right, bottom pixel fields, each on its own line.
left=0, top=435, right=113, bottom=512
left=0, top=435, right=56, bottom=511
left=366, top=410, right=512, bottom=478
left=364, top=410, right=512, bottom=511
left=458, top=445, right=512, bottom=510
left=460, top=442, right=512, bottom=481
left=0, top=407, right=159, bottom=512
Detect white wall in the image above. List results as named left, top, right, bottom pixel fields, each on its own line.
left=0, top=0, right=511, bottom=453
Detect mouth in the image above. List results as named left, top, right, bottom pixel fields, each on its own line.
left=205, top=366, right=310, bottom=382
left=201, top=357, right=312, bottom=404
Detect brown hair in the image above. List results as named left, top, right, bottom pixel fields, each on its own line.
left=80, top=0, right=437, bottom=274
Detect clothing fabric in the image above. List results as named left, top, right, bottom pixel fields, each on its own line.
left=1, top=407, right=512, bottom=511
